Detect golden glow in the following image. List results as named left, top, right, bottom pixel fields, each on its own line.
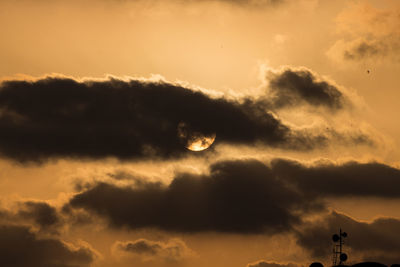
left=186, top=134, right=216, bottom=151
left=2, top=1, right=400, bottom=267
left=177, top=122, right=216, bottom=151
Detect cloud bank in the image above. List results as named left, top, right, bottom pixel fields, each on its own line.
left=0, top=68, right=375, bottom=162
left=271, top=159, right=400, bottom=198
left=66, top=158, right=400, bottom=234
left=0, top=224, right=97, bottom=267
left=0, top=76, right=287, bottom=162
left=67, top=159, right=324, bottom=233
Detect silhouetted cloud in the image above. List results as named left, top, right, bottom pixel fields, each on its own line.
left=113, top=238, right=193, bottom=262
left=0, top=201, right=61, bottom=232
left=0, top=224, right=98, bottom=267
left=17, top=201, right=59, bottom=228
left=0, top=73, right=376, bottom=163
left=296, top=211, right=400, bottom=264
left=271, top=159, right=400, bottom=198
left=66, top=158, right=400, bottom=234
left=0, top=76, right=292, bottom=162
left=67, top=159, right=324, bottom=233
left=265, top=68, right=345, bottom=110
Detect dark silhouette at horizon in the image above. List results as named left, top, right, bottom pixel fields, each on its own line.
left=309, top=229, right=399, bottom=267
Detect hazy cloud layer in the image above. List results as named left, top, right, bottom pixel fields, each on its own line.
left=343, top=38, right=400, bottom=61
left=195, top=0, right=284, bottom=5
left=66, top=158, right=400, bottom=234
left=113, top=238, right=193, bottom=262
left=67, top=159, right=324, bottom=233
left=115, top=0, right=285, bottom=6
left=296, top=211, right=400, bottom=264
left=247, top=261, right=301, bottom=267
left=0, top=224, right=97, bottom=267
left=330, top=3, right=400, bottom=62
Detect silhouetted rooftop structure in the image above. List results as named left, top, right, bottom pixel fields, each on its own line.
left=309, top=229, right=399, bottom=267
left=352, top=262, right=387, bottom=267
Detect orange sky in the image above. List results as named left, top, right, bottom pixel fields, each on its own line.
left=1, top=1, right=400, bottom=267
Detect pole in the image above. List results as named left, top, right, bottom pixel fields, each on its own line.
left=339, top=228, right=342, bottom=265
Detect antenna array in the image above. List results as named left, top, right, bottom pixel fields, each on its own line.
left=332, top=228, right=348, bottom=266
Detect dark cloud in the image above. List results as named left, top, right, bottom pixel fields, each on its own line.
left=247, top=261, right=301, bottom=267
left=66, top=158, right=400, bottom=234
left=67, top=159, right=324, bottom=233
left=296, top=211, right=400, bottom=265
left=113, top=238, right=193, bottom=261
left=265, top=69, right=345, bottom=110
left=0, top=72, right=374, bottom=163
left=271, top=159, right=400, bottom=198
left=119, top=239, right=162, bottom=255
left=17, top=201, right=59, bottom=228
left=0, top=76, right=291, bottom=163
left=0, top=201, right=61, bottom=232
left=0, top=224, right=97, bottom=267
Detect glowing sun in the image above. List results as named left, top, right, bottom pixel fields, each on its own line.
left=177, top=122, right=216, bottom=151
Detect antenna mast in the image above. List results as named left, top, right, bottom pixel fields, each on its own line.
left=332, top=228, right=348, bottom=266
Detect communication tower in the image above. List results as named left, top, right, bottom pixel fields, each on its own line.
left=332, top=228, right=348, bottom=266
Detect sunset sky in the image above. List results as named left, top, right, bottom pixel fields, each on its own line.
left=1, top=1, right=400, bottom=267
